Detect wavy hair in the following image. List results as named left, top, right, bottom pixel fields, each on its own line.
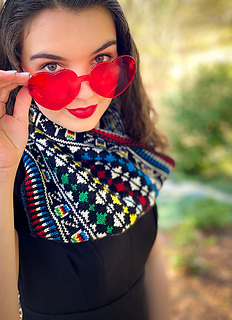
left=0, top=0, right=168, bottom=151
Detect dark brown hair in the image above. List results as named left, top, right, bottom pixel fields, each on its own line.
left=0, top=0, right=168, bottom=151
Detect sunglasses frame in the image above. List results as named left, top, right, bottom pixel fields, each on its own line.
left=28, top=55, right=136, bottom=110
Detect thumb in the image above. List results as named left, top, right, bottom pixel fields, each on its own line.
left=13, top=86, right=32, bottom=125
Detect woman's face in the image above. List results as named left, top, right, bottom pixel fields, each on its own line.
left=21, top=6, right=117, bottom=132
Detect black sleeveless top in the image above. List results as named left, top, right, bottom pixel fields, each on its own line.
left=14, top=161, right=158, bottom=320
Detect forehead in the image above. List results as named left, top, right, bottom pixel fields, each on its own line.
left=22, top=6, right=116, bottom=60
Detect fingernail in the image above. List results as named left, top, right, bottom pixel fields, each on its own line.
left=20, top=72, right=30, bottom=75
left=6, top=70, right=17, bottom=73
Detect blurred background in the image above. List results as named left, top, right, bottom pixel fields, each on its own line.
left=0, top=0, right=231, bottom=318
left=119, top=0, right=232, bottom=319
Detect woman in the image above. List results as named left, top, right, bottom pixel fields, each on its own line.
left=0, top=1, right=174, bottom=319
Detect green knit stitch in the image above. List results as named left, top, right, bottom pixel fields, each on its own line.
left=71, top=184, right=78, bottom=191
left=96, top=212, right=107, bottom=225
left=79, top=191, right=89, bottom=202
left=89, top=204, right=95, bottom=211
left=61, top=173, right=69, bottom=184
left=107, top=226, right=113, bottom=233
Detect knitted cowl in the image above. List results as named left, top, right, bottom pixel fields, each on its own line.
left=21, top=101, right=174, bottom=243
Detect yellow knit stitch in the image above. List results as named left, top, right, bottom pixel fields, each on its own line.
left=130, top=214, right=137, bottom=225
left=110, top=194, right=122, bottom=205
left=123, top=206, right=129, bottom=214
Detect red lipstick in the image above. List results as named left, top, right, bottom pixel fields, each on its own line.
left=67, top=104, right=97, bottom=119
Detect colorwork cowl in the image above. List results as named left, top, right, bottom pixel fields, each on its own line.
left=21, top=102, right=174, bottom=243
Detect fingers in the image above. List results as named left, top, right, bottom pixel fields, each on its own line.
left=0, top=101, right=6, bottom=119
left=0, top=83, right=21, bottom=104
left=0, top=70, right=30, bottom=86
left=0, top=71, right=30, bottom=105
left=13, top=86, right=32, bottom=125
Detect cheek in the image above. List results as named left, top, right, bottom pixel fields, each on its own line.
left=98, top=98, right=112, bottom=112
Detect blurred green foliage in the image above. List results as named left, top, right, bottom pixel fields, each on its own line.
left=120, top=0, right=232, bottom=278
left=170, top=227, right=216, bottom=275
left=178, top=197, right=232, bottom=230
left=191, top=199, right=231, bottom=229
left=121, top=0, right=232, bottom=276
left=120, top=0, right=232, bottom=179
left=163, top=63, right=232, bottom=177
left=159, top=195, right=232, bottom=230
left=168, top=197, right=232, bottom=274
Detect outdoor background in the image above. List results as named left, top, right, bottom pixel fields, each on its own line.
left=0, top=0, right=231, bottom=318
left=119, top=0, right=232, bottom=319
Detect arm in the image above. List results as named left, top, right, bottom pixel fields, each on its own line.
left=0, top=176, right=20, bottom=320
left=145, top=232, right=170, bottom=320
left=0, top=72, right=31, bottom=320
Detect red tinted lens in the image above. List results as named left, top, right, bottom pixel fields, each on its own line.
left=28, top=55, right=136, bottom=110
left=28, top=69, right=80, bottom=110
left=90, top=55, right=136, bottom=98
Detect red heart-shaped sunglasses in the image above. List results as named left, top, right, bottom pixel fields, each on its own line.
left=28, top=55, right=136, bottom=110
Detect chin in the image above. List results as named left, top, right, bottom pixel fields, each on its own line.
left=62, top=120, right=99, bottom=133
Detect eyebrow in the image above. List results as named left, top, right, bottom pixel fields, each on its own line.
left=29, top=40, right=117, bottom=61
left=91, top=40, right=117, bottom=55
left=30, top=53, right=66, bottom=61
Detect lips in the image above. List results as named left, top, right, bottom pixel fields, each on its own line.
left=67, top=104, right=97, bottom=119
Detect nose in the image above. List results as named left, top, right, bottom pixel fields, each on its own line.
left=73, top=67, right=95, bottom=100
left=75, top=78, right=95, bottom=100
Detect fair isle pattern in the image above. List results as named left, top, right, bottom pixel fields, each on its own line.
left=65, top=130, right=76, bottom=141
left=22, top=103, right=174, bottom=243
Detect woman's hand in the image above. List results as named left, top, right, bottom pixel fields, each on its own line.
left=0, top=71, right=31, bottom=320
left=0, top=71, right=31, bottom=175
